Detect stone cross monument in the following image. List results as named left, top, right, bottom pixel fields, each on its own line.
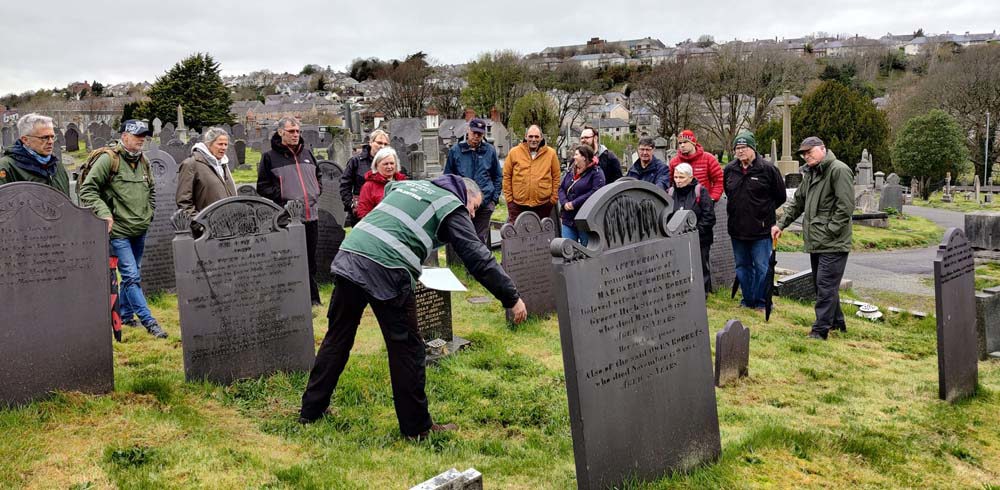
left=776, top=90, right=799, bottom=176
left=176, top=104, right=187, bottom=132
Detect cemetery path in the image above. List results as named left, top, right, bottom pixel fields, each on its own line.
left=774, top=206, right=965, bottom=297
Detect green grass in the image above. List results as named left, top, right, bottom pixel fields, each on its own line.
left=3, top=269, right=1000, bottom=488
left=913, top=191, right=1000, bottom=213
left=776, top=215, right=943, bottom=252
left=975, top=262, right=1000, bottom=291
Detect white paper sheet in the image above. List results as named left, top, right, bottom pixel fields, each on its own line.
left=417, top=267, right=468, bottom=292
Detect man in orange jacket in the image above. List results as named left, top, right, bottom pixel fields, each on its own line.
left=502, top=125, right=560, bottom=223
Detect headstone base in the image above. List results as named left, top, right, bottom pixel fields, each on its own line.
left=425, top=335, right=472, bottom=364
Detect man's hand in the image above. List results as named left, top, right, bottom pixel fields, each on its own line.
left=105, top=217, right=114, bottom=233
left=770, top=225, right=782, bottom=241
left=509, top=299, right=527, bottom=324
left=564, top=202, right=574, bottom=211
left=351, top=196, right=359, bottom=211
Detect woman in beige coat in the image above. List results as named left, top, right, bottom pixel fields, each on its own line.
left=176, top=127, right=237, bottom=215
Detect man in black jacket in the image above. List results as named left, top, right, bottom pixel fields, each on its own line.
left=580, top=125, right=622, bottom=183
left=339, top=129, right=390, bottom=226
left=723, top=131, right=786, bottom=310
left=257, top=117, right=323, bottom=305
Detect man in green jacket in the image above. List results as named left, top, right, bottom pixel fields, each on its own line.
left=772, top=137, right=855, bottom=340
left=0, top=113, right=69, bottom=196
left=78, top=120, right=166, bottom=339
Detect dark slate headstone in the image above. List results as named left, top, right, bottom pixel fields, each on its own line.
left=234, top=140, right=247, bottom=167
left=0, top=183, right=113, bottom=406
left=237, top=184, right=257, bottom=196
left=1, top=127, right=12, bottom=149
left=65, top=126, right=80, bottom=152
left=140, top=150, right=179, bottom=293
left=163, top=138, right=189, bottom=165
left=714, top=319, right=750, bottom=387
left=315, top=160, right=346, bottom=283
left=551, top=179, right=720, bottom=489
left=226, top=143, right=239, bottom=172
left=159, top=126, right=175, bottom=145
left=232, top=123, right=246, bottom=140
left=302, top=128, right=320, bottom=149
left=783, top=173, right=803, bottom=189
left=965, top=212, right=1000, bottom=251
left=91, top=136, right=108, bottom=151
left=172, top=198, right=315, bottom=385
left=415, top=281, right=453, bottom=343
left=974, top=288, right=1000, bottom=360
left=933, top=228, right=978, bottom=402
left=775, top=269, right=815, bottom=302
left=709, top=195, right=735, bottom=292
left=879, top=183, right=904, bottom=213
left=500, top=211, right=556, bottom=320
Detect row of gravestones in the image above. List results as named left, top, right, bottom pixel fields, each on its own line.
left=3, top=175, right=983, bottom=489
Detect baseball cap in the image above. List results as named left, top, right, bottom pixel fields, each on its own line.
left=797, top=136, right=825, bottom=154
left=121, top=120, right=153, bottom=137
left=468, top=118, right=487, bottom=134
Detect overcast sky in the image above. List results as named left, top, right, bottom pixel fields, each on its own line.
left=1, top=0, right=997, bottom=97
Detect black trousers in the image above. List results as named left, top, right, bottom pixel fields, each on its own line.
left=304, top=220, right=320, bottom=303
left=700, top=239, right=713, bottom=295
left=300, top=276, right=432, bottom=436
left=809, top=252, right=849, bottom=335
left=472, top=202, right=495, bottom=247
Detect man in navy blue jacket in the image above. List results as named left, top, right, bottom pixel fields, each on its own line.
left=444, top=118, right=501, bottom=246
left=626, top=137, right=670, bottom=190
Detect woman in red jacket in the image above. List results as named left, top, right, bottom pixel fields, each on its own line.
left=356, top=147, right=407, bottom=219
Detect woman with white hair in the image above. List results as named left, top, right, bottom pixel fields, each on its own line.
left=355, top=147, right=407, bottom=219
left=176, top=127, right=237, bottom=214
left=669, top=162, right=716, bottom=295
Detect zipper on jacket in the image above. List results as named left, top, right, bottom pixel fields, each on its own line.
left=288, top=147, right=312, bottom=221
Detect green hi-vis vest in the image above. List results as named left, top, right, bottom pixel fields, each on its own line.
left=341, top=180, right=464, bottom=281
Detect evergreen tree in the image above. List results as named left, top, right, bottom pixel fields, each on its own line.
left=892, top=109, right=970, bottom=199
left=144, top=53, right=234, bottom=130
left=792, top=81, right=891, bottom=172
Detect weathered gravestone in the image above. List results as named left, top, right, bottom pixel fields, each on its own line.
left=232, top=123, right=246, bottom=141
left=933, top=228, right=978, bottom=402
left=91, top=136, right=108, bottom=151
left=226, top=143, right=239, bottom=172
left=302, top=127, right=320, bottom=149
left=715, top=319, right=750, bottom=387
left=500, top=211, right=556, bottom=320
left=411, top=468, right=483, bottom=490
left=975, top=287, right=1000, bottom=360
left=709, top=195, right=736, bottom=292
left=965, top=212, right=1000, bottom=251
left=160, top=124, right=175, bottom=145
left=1, top=126, right=13, bottom=149
left=414, top=276, right=471, bottom=361
left=64, top=126, right=80, bottom=152
left=237, top=184, right=257, bottom=196
left=0, top=183, right=113, bottom=406
left=152, top=117, right=162, bottom=136
left=315, top=160, right=346, bottom=283
left=783, top=172, right=803, bottom=189
left=234, top=140, right=248, bottom=169
left=140, top=150, right=179, bottom=293
left=775, top=269, right=816, bottom=302
left=879, top=178, right=904, bottom=213
left=172, top=198, right=315, bottom=384
left=163, top=138, right=189, bottom=165
left=551, top=179, right=720, bottom=489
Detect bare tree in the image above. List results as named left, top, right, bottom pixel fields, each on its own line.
left=431, top=86, right=464, bottom=120
left=462, top=50, right=528, bottom=126
left=373, top=52, right=434, bottom=118
left=690, top=46, right=753, bottom=151
left=742, top=47, right=815, bottom=131
left=635, top=60, right=697, bottom=138
left=532, top=63, right=598, bottom=149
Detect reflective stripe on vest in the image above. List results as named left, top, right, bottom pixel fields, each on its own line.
left=353, top=221, right=424, bottom=271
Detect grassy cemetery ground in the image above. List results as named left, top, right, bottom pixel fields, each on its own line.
left=3, top=266, right=1000, bottom=488
left=775, top=214, right=943, bottom=253
left=914, top=192, right=1000, bottom=213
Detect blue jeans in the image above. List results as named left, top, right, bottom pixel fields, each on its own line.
left=732, top=238, right=772, bottom=308
left=110, top=235, right=156, bottom=326
left=561, top=224, right=588, bottom=246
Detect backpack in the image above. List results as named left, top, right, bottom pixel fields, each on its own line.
left=76, top=145, right=151, bottom=187
left=667, top=183, right=703, bottom=206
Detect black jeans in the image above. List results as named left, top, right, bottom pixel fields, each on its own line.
left=809, top=252, right=849, bottom=335
left=300, top=276, right=432, bottom=436
left=700, top=238, right=713, bottom=296
left=304, top=220, right=320, bottom=303
left=472, top=201, right=495, bottom=247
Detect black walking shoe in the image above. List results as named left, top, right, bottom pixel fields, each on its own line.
left=145, top=322, right=168, bottom=339
left=406, top=423, right=458, bottom=441
left=807, top=331, right=828, bottom=341
left=123, top=319, right=140, bottom=328
left=831, top=324, right=847, bottom=332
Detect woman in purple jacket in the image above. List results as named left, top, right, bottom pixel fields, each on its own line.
left=558, top=144, right=606, bottom=245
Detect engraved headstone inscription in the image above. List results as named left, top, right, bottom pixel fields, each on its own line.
left=709, top=195, right=736, bottom=292
left=551, top=179, right=720, bottom=489
left=172, top=198, right=315, bottom=385
left=415, top=281, right=453, bottom=343
left=933, top=228, right=978, bottom=402
left=140, top=149, right=179, bottom=293
left=315, top=160, right=346, bottom=283
left=714, top=319, right=750, bottom=387
left=0, top=183, right=113, bottom=406
left=500, top=211, right=556, bottom=320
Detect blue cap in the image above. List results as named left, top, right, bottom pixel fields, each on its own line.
left=121, top=120, right=152, bottom=137
left=468, top=118, right=487, bottom=134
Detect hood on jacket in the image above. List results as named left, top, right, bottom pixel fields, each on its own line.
left=192, top=142, right=229, bottom=167
left=431, top=174, right=469, bottom=206
left=4, top=140, right=61, bottom=178
left=270, top=131, right=304, bottom=156
left=364, top=170, right=405, bottom=183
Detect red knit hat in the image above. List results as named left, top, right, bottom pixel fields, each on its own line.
left=678, top=129, right=697, bottom=144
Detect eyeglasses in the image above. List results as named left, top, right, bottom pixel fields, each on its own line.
left=734, top=146, right=750, bottom=151
left=580, top=135, right=594, bottom=140
left=26, top=134, right=56, bottom=142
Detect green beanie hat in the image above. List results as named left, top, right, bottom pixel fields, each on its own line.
left=733, top=131, right=757, bottom=152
